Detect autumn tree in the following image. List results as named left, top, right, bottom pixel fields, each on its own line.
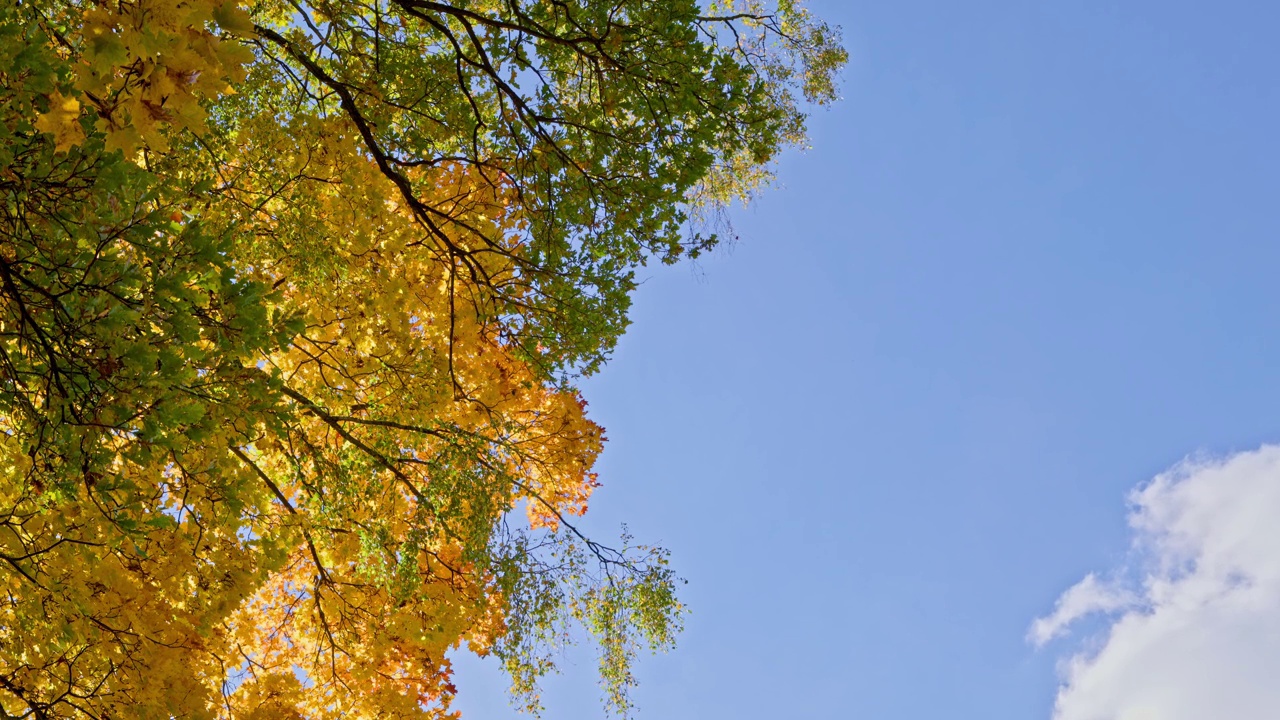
left=0, top=0, right=844, bottom=717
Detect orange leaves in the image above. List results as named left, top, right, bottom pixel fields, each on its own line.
left=253, top=138, right=607, bottom=524
left=224, top=546, right=474, bottom=719
left=151, top=112, right=612, bottom=715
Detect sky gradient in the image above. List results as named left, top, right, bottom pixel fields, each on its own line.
left=453, top=1, right=1280, bottom=718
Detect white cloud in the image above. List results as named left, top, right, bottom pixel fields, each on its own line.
left=1034, top=446, right=1280, bottom=720
left=1028, top=573, right=1136, bottom=648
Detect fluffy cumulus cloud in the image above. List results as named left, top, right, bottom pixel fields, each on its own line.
left=1033, top=446, right=1280, bottom=720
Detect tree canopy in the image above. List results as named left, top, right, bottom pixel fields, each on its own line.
left=0, top=0, right=844, bottom=716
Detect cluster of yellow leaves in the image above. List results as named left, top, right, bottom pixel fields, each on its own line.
left=36, top=0, right=254, bottom=153
left=0, top=135, right=604, bottom=717
left=0, top=425, right=282, bottom=718
left=203, top=115, right=605, bottom=717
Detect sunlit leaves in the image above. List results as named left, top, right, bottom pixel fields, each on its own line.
left=0, top=0, right=842, bottom=717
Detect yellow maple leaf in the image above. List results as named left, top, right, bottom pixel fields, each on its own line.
left=33, top=90, right=84, bottom=152
left=212, top=1, right=256, bottom=37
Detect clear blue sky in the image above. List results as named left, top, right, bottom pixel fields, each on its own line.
left=453, top=1, right=1280, bottom=718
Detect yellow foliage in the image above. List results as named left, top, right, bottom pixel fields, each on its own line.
left=43, top=0, right=253, bottom=153
left=0, top=102, right=602, bottom=715
left=32, top=90, right=84, bottom=151
left=211, top=120, right=607, bottom=712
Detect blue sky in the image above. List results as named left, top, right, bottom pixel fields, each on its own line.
left=454, top=1, right=1280, bottom=718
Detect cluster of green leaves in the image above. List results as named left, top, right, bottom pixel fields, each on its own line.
left=233, top=0, right=846, bottom=378
left=0, top=3, right=295, bottom=526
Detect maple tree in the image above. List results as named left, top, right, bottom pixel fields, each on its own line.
left=0, top=0, right=844, bottom=717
